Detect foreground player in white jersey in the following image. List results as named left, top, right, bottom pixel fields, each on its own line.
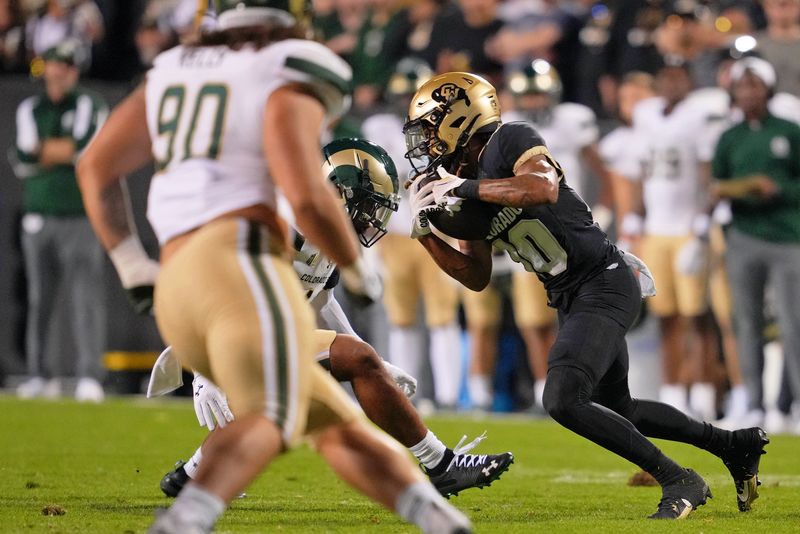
left=77, top=2, right=472, bottom=533
left=598, top=72, right=655, bottom=246
left=157, top=138, right=513, bottom=499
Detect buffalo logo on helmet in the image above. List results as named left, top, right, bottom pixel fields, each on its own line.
left=432, top=83, right=471, bottom=106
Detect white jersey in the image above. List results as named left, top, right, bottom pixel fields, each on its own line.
left=633, top=96, right=715, bottom=236
left=503, top=102, right=599, bottom=199
left=144, top=39, right=351, bottom=244
left=598, top=125, right=643, bottom=181
left=361, top=111, right=414, bottom=236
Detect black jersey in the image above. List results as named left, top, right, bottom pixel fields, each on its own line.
left=478, top=121, right=617, bottom=303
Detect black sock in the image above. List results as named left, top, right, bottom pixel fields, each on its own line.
left=700, top=423, right=735, bottom=458
left=644, top=451, right=687, bottom=487
left=427, top=448, right=454, bottom=476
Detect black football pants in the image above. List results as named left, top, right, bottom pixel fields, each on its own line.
left=542, top=259, right=719, bottom=472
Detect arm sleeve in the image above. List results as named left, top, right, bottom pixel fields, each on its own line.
left=313, top=289, right=360, bottom=338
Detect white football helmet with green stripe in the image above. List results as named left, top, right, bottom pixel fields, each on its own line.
left=212, top=0, right=311, bottom=29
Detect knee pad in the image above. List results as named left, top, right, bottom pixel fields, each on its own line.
left=543, top=366, right=593, bottom=421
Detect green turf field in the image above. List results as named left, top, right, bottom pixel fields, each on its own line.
left=2, top=396, right=799, bottom=533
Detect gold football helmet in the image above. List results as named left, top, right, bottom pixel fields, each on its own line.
left=403, top=72, right=500, bottom=174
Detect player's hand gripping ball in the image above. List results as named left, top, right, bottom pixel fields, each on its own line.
left=410, top=171, right=495, bottom=241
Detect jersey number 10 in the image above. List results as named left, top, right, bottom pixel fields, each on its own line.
left=493, top=219, right=568, bottom=277
left=154, top=83, right=229, bottom=170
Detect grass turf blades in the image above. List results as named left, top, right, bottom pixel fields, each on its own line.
left=1, top=396, right=799, bottom=533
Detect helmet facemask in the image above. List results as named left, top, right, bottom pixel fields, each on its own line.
left=403, top=108, right=448, bottom=177
left=323, top=138, right=400, bottom=248
left=338, top=158, right=399, bottom=248
left=403, top=72, right=501, bottom=179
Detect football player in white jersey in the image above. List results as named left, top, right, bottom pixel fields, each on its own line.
left=156, top=138, right=513, bottom=500
left=598, top=72, right=655, bottom=249
left=627, top=61, right=718, bottom=421
left=77, top=2, right=472, bottom=533
left=361, top=59, right=464, bottom=410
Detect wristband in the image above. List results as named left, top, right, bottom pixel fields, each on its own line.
left=108, top=235, right=159, bottom=288
left=454, top=179, right=479, bottom=199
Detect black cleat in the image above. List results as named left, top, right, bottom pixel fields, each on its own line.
left=648, top=469, right=712, bottom=520
left=160, top=460, right=190, bottom=498
left=721, top=427, right=769, bottom=512
left=424, top=433, right=514, bottom=498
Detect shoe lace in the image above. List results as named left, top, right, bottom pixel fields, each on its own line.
left=447, top=431, right=488, bottom=471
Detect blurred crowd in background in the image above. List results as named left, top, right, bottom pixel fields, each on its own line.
left=3, top=0, right=800, bottom=437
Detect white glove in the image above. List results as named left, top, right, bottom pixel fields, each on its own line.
left=408, top=177, right=438, bottom=238
left=340, top=257, right=383, bottom=305
left=675, top=237, right=708, bottom=276
left=146, top=346, right=184, bottom=398
left=432, top=166, right=467, bottom=203
left=382, top=359, right=417, bottom=398
left=193, top=374, right=234, bottom=431
left=620, top=250, right=657, bottom=298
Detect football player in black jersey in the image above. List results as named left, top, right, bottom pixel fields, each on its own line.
left=402, top=71, right=768, bottom=519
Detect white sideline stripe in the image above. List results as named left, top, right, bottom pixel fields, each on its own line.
left=236, top=220, right=279, bottom=425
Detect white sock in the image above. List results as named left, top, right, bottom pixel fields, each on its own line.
left=408, top=430, right=447, bottom=469
left=727, top=385, right=749, bottom=418
left=689, top=383, right=716, bottom=421
left=468, top=374, right=492, bottom=409
left=430, top=324, right=462, bottom=406
left=184, top=447, right=203, bottom=479
left=534, top=379, right=546, bottom=408
left=659, top=384, right=689, bottom=414
left=389, top=327, right=423, bottom=383
left=396, top=481, right=470, bottom=534
left=168, top=483, right=225, bottom=531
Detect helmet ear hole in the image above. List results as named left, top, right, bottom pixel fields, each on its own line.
left=449, top=116, right=466, bottom=128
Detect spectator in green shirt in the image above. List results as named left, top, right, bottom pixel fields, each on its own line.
left=11, top=39, right=108, bottom=403
left=711, top=56, right=800, bottom=431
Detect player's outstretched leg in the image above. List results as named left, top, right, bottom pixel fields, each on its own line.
left=543, top=363, right=712, bottom=519
left=313, top=419, right=472, bottom=534
left=595, top=371, right=769, bottom=512
left=327, top=334, right=514, bottom=497
left=150, top=413, right=283, bottom=533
